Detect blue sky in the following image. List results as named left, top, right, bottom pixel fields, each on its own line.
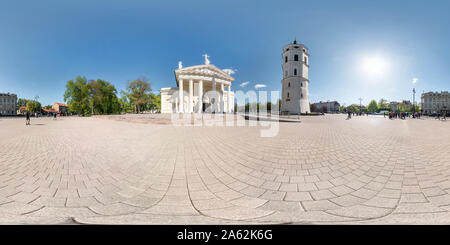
left=1, top=0, right=450, bottom=106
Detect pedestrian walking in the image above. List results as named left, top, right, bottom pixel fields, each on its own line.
left=25, top=111, right=31, bottom=125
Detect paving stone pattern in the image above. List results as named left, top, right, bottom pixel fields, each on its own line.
left=1, top=115, right=450, bottom=224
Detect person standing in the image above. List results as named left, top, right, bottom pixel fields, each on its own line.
left=25, top=111, right=31, bottom=125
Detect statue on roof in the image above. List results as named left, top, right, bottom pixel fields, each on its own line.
left=203, top=54, right=210, bottom=65
left=178, top=61, right=183, bottom=69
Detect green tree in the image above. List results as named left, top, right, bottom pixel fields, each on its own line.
left=149, top=93, right=161, bottom=112
left=88, top=79, right=120, bottom=115
left=26, top=100, right=41, bottom=113
left=123, top=77, right=152, bottom=113
left=43, top=105, right=52, bottom=109
left=378, top=98, right=388, bottom=108
left=367, top=100, right=379, bottom=113
left=64, top=76, right=91, bottom=116
left=347, top=104, right=360, bottom=112
left=397, top=102, right=415, bottom=112
left=119, top=92, right=134, bottom=114
left=378, top=98, right=390, bottom=111
left=17, top=98, right=30, bottom=110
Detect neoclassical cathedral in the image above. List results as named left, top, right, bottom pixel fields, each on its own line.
left=280, top=40, right=310, bottom=114
left=160, top=55, right=235, bottom=113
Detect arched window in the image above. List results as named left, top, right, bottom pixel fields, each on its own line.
left=287, top=92, right=289, bottom=98
left=301, top=82, right=303, bottom=87
left=285, top=56, right=288, bottom=63
left=301, top=94, right=303, bottom=98
left=288, top=82, right=290, bottom=87
left=294, top=69, right=297, bottom=76
left=304, top=57, right=307, bottom=64
left=294, top=55, right=299, bottom=61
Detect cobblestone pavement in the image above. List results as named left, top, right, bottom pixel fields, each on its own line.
left=1, top=115, right=450, bottom=224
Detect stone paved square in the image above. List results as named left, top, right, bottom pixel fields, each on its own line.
left=1, top=114, right=450, bottom=224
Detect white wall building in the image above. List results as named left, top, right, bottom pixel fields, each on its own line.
left=421, top=91, right=450, bottom=115
left=0, top=93, right=17, bottom=116
left=281, top=40, right=310, bottom=114
left=160, top=55, right=235, bottom=113
left=312, top=101, right=340, bottom=113
left=388, top=101, right=399, bottom=112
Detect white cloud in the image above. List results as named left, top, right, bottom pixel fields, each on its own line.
left=254, top=84, right=267, bottom=89
left=222, top=68, right=237, bottom=75
left=240, top=81, right=250, bottom=87
left=412, top=77, right=418, bottom=84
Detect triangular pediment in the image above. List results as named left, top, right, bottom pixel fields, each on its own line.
left=175, top=64, right=234, bottom=81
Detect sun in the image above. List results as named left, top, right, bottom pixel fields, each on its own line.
left=361, top=56, right=388, bottom=76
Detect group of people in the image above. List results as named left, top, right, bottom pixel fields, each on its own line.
left=346, top=111, right=368, bottom=119
left=345, top=110, right=449, bottom=121
left=387, top=111, right=421, bottom=119
left=435, top=111, right=447, bottom=121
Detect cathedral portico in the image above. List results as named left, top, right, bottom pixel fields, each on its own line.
left=160, top=55, right=235, bottom=113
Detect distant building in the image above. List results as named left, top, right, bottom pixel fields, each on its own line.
left=52, top=103, right=69, bottom=115
left=389, top=101, right=399, bottom=112
left=17, top=106, right=27, bottom=115
left=312, top=101, right=340, bottom=113
left=389, top=100, right=413, bottom=112
left=400, top=100, right=413, bottom=111
left=421, top=91, right=450, bottom=115
left=42, top=108, right=58, bottom=116
left=0, top=93, right=17, bottom=116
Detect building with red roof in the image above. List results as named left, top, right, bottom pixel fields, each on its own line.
left=41, top=108, right=58, bottom=115
left=17, top=106, right=27, bottom=115
left=52, top=103, right=69, bottom=115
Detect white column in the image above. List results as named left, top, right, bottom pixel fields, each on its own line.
left=227, top=84, right=231, bottom=113
left=220, top=83, right=225, bottom=113
left=189, top=79, right=193, bottom=113
left=198, top=80, right=203, bottom=113
left=179, top=79, right=183, bottom=113
left=212, top=78, right=217, bottom=113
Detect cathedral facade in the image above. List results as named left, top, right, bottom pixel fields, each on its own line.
left=160, top=55, right=235, bottom=114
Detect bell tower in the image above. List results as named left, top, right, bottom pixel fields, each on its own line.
left=281, top=40, right=310, bottom=114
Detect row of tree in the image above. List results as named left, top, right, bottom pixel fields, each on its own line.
left=63, top=76, right=161, bottom=116
left=340, top=98, right=420, bottom=113
left=237, top=101, right=281, bottom=112
left=17, top=98, right=43, bottom=113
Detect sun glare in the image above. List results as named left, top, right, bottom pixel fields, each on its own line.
left=361, top=56, right=388, bottom=76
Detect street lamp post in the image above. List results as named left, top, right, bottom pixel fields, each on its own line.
left=412, top=88, right=416, bottom=117
left=358, top=97, right=362, bottom=114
